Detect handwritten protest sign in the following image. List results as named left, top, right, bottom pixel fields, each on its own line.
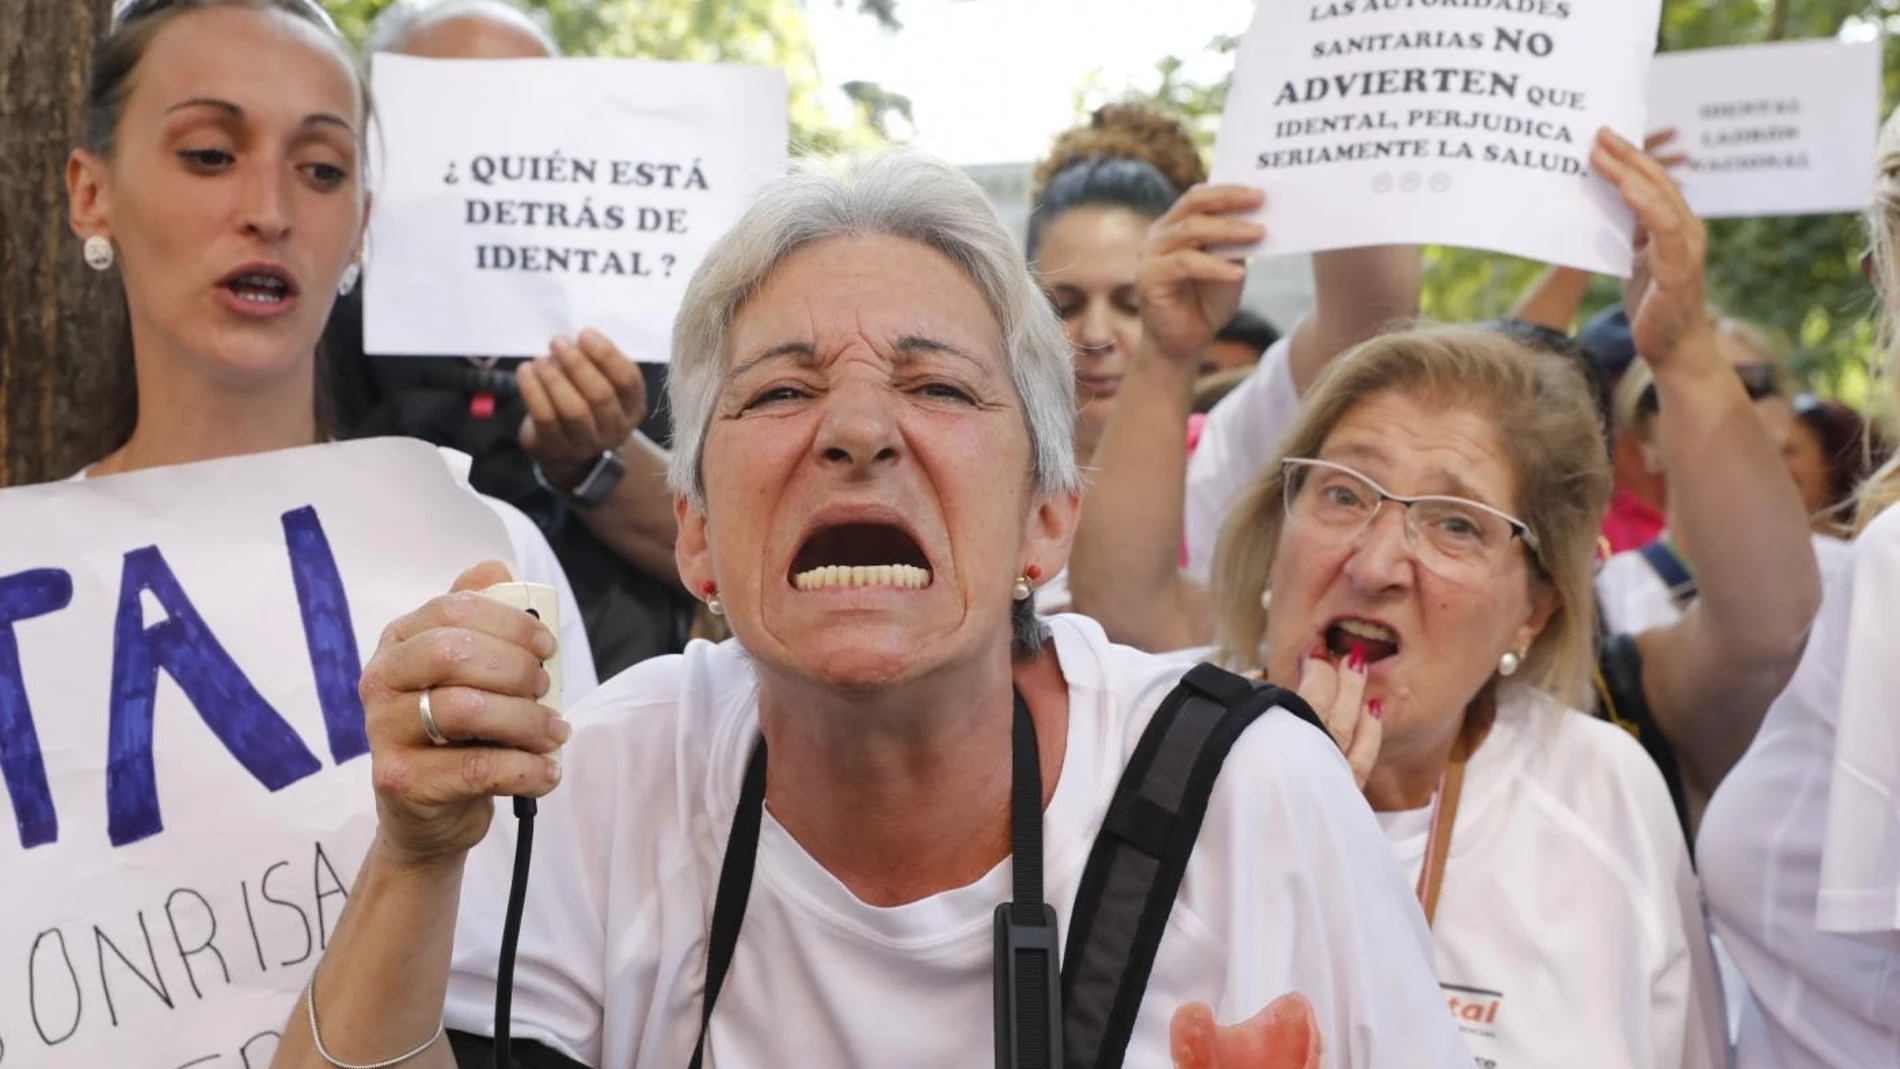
left=364, top=56, right=789, bottom=360
left=1648, top=39, right=1882, bottom=220
left=0, top=440, right=512, bottom=1068
left=1211, top=0, right=1661, bottom=275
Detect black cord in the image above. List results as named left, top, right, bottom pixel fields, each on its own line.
left=494, top=796, right=538, bottom=1068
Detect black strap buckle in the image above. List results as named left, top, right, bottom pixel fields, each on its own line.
left=994, top=902, right=1063, bottom=1069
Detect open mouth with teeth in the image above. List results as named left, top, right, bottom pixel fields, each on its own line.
left=790, top=522, right=933, bottom=592
left=221, top=269, right=296, bottom=306
left=1322, top=618, right=1401, bottom=663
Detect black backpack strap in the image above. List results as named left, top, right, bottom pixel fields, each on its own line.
left=1059, top=663, right=1322, bottom=1069
left=1639, top=541, right=1698, bottom=611
left=1593, top=632, right=1693, bottom=846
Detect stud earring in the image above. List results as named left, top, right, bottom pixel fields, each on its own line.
left=1498, top=649, right=1522, bottom=678
left=338, top=262, right=361, bottom=296
left=1012, top=576, right=1033, bottom=601
left=83, top=235, right=114, bottom=271
left=701, top=581, right=722, bottom=616
left=1259, top=588, right=1273, bottom=612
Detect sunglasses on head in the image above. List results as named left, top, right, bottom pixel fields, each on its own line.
left=1638, top=361, right=1780, bottom=414
left=113, top=0, right=339, bottom=33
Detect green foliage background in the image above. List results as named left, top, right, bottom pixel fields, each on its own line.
left=321, top=0, right=905, bottom=156
left=1076, top=1, right=1900, bottom=405
left=329, top=0, right=1895, bottom=403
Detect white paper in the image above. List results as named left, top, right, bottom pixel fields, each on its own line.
left=365, top=55, right=790, bottom=360
left=0, top=440, right=512, bottom=1068
left=1211, top=0, right=1662, bottom=276
left=1648, top=39, right=1882, bottom=220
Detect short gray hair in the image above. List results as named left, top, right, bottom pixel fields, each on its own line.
left=364, top=0, right=559, bottom=56
left=666, top=149, right=1082, bottom=512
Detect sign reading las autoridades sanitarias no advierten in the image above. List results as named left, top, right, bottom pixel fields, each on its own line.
left=365, top=56, right=789, bottom=360
left=1212, top=0, right=1662, bottom=276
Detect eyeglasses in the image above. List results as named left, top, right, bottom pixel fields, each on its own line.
left=1637, top=361, right=1780, bottom=414
left=1281, top=458, right=1542, bottom=581
left=113, top=0, right=339, bottom=34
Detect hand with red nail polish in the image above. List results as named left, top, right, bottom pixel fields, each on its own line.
left=1295, top=646, right=1380, bottom=789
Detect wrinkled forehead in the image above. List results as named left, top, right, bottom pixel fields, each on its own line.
left=1318, top=391, right=1520, bottom=509
left=726, top=233, right=1008, bottom=377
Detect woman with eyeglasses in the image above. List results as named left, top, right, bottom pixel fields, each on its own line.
left=1069, top=131, right=1779, bottom=1067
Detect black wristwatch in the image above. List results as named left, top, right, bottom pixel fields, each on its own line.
left=535, top=450, right=627, bottom=509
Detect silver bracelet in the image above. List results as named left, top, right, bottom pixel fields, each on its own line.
left=306, top=965, right=446, bottom=1069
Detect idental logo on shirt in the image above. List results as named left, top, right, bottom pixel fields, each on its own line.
left=1442, top=981, right=1503, bottom=1038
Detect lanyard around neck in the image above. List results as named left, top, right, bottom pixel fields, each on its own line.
left=688, top=690, right=1057, bottom=1069
left=1415, top=752, right=1468, bottom=929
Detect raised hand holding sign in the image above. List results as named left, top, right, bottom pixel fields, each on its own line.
left=1588, top=128, right=1711, bottom=367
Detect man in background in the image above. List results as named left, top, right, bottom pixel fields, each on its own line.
left=326, top=0, right=692, bottom=680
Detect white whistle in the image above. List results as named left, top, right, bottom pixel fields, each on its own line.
left=481, top=581, right=565, bottom=759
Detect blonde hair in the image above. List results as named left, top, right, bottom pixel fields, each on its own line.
left=1210, top=325, right=1611, bottom=709
left=1715, top=317, right=1790, bottom=369
left=1858, top=106, right=1900, bottom=530
left=1615, top=358, right=1656, bottom=436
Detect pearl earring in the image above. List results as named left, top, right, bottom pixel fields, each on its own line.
left=1498, top=650, right=1521, bottom=678
left=707, top=594, right=724, bottom=617
left=338, top=262, right=361, bottom=296
left=1259, top=588, right=1273, bottom=612
left=83, top=235, right=114, bottom=271
left=1012, top=576, right=1033, bottom=601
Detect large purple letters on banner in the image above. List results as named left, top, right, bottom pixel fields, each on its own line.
left=0, top=507, right=367, bottom=850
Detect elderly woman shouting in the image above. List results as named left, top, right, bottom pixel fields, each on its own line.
left=269, top=153, right=1470, bottom=1069
left=1072, top=131, right=1736, bottom=1067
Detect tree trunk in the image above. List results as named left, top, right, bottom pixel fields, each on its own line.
left=0, top=0, right=123, bottom=488
left=1767, top=0, right=1791, bottom=41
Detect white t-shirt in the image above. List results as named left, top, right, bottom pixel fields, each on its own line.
left=442, top=614, right=1474, bottom=1067
left=1379, top=689, right=1727, bottom=1069
left=1698, top=512, right=1900, bottom=1069
left=1183, top=336, right=1299, bottom=582
left=1033, top=566, right=1073, bottom=615
left=1819, top=510, right=1900, bottom=934
left=1595, top=534, right=1851, bottom=638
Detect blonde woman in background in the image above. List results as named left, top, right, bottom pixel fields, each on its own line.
left=1695, top=108, right=1900, bottom=1069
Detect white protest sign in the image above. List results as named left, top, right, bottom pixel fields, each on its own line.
left=365, top=55, right=790, bottom=360
left=1648, top=39, right=1883, bottom=220
left=1211, top=0, right=1661, bottom=275
left=0, top=439, right=512, bottom=1069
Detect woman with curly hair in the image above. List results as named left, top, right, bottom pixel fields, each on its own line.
left=1027, top=104, right=1209, bottom=467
